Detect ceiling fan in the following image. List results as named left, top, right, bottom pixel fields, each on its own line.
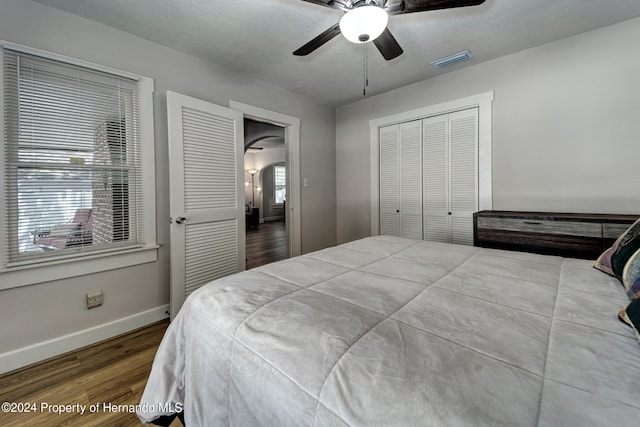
left=293, top=0, right=486, bottom=60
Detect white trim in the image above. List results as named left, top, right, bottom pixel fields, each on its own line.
left=0, top=245, right=158, bottom=291
left=369, top=92, right=494, bottom=129
left=139, top=76, right=157, bottom=250
left=0, top=47, right=6, bottom=269
left=1, top=41, right=142, bottom=81
left=229, top=100, right=302, bottom=257
left=369, top=91, right=494, bottom=235
left=0, top=305, right=169, bottom=375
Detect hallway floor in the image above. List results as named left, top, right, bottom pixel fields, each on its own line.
left=246, top=220, right=287, bottom=269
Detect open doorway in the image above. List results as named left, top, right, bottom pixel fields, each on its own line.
left=244, top=118, right=287, bottom=269
left=230, top=100, right=301, bottom=261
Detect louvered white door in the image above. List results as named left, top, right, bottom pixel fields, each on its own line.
left=167, top=91, right=245, bottom=319
left=423, top=114, right=450, bottom=242
left=399, top=121, right=423, bottom=239
left=449, top=108, right=478, bottom=245
left=379, top=121, right=423, bottom=238
left=422, top=108, right=478, bottom=244
left=379, top=125, right=400, bottom=236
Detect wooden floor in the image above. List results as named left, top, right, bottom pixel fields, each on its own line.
left=246, top=220, right=288, bottom=269
left=0, top=222, right=287, bottom=426
left=0, top=320, right=178, bottom=427
left=0, top=223, right=287, bottom=426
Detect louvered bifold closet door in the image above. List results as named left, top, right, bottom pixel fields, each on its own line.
left=379, top=125, right=400, bottom=236
left=423, top=114, right=450, bottom=242
left=167, top=91, right=244, bottom=318
left=399, top=120, right=423, bottom=239
left=449, top=108, right=479, bottom=245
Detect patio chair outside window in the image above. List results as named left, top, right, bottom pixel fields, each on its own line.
left=34, top=208, right=93, bottom=251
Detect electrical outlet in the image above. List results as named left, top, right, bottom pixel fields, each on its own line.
left=86, top=290, right=103, bottom=309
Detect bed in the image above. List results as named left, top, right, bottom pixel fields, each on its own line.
left=138, top=235, right=640, bottom=426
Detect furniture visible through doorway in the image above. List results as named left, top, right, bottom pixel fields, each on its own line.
left=246, top=207, right=259, bottom=230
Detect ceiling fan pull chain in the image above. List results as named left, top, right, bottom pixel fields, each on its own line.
left=362, top=42, right=365, bottom=96
left=363, top=42, right=369, bottom=96
left=366, top=42, right=369, bottom=89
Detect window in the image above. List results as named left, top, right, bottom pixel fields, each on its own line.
left=1, top=43, right=156, bottom=285
left=274, top=164, right=286, bottom=205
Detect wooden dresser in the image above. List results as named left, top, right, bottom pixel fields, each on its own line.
left=473, top=211, right=639, bottom=259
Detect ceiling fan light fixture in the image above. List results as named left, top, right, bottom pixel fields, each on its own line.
left=339, top=6, right=388, bottom=44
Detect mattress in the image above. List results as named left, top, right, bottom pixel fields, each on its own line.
left=138, top=236, right=640, bottom=426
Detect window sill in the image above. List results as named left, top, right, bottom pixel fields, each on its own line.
left=0, top=244, right=159, bottom=291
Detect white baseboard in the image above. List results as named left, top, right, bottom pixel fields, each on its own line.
left=0, top=305, right=169, bottom=375
left=263, top=216, right=284, bottom=222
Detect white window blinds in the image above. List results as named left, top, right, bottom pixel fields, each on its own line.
left=274, top=164, right=286, bottom=204
left=3, top=46, right=143, bottom=263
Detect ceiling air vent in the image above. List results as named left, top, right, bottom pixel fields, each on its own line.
left=430, top=50, right=472, bottom=68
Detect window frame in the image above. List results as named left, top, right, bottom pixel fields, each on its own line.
left=273, top=163, right=286, bottom=206
left=0, top=42, right=157, bottom=291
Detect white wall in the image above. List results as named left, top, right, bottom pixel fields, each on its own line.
left=336, top=17, right=640, bottom=244
left=0, top=0, right=336, bottom=372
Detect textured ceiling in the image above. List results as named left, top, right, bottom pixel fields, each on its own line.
left=35, top=0, right=640, bottom=107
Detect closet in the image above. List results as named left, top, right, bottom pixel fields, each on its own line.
left=380, top=120, right=423, bottom=239
left=379, top=107, right=479, bottom=245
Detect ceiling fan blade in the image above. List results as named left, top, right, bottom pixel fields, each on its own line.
left=373, top=28, right=404, bottom=60
left=401, top=0, right=486, bottom=14
left=293, top=23, right=341, bottom=56
left=298, top=0, right=334, bottom=7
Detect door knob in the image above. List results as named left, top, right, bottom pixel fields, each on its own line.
left=176, top=216, right=187, bottom=225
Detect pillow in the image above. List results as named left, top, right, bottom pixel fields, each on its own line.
left=594, top=217, right=640, bottom=277
left=611, top=219, right=640, bottom=278
left=619, top=298, right=640, bottom=344
left=594, top=246, right=615, bottom=276
left=622, top=248, right=640, bottom=300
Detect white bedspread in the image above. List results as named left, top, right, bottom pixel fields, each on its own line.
left=139, top=236, right=640, bottom=426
